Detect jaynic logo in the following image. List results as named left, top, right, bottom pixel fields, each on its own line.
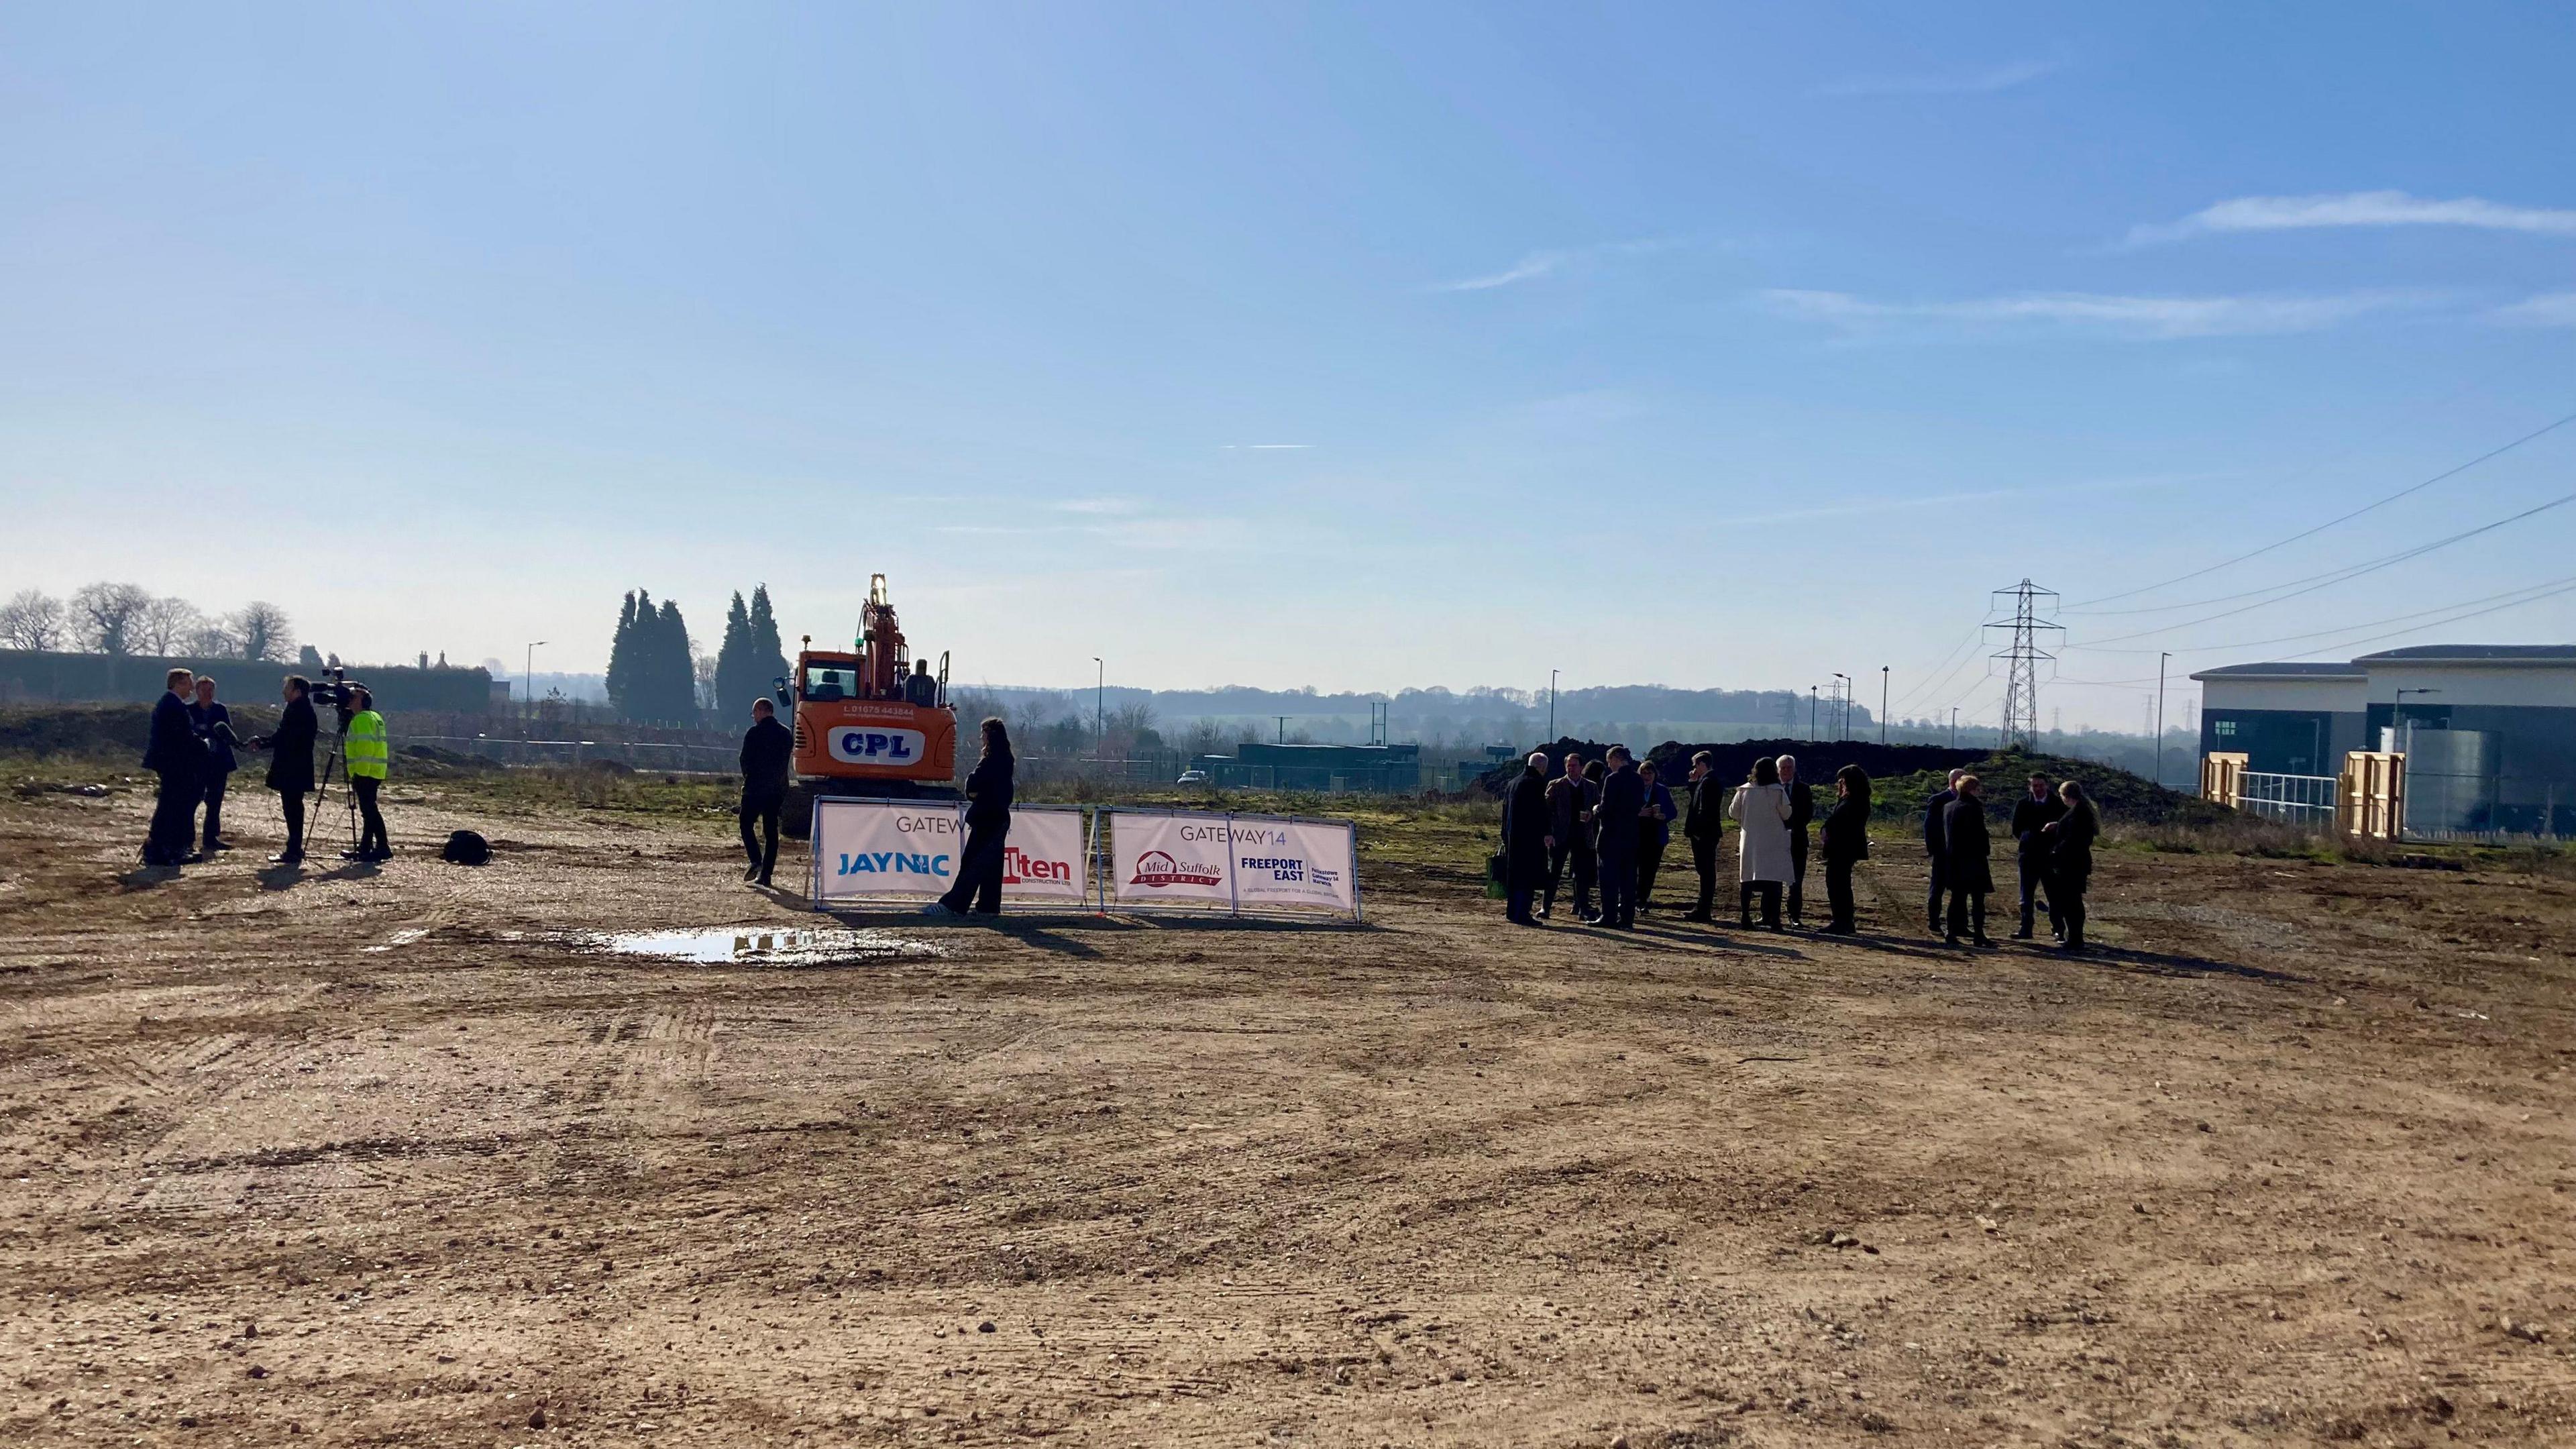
left=1130, top=848, right=1222, bottom=888
left=836, top=851, right=951, bottom=878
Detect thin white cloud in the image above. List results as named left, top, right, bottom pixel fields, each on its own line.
left=1219, top=443, right=1315, bottom=450
left=2489, top=291, right=2576, bottom=327
left=1053, top=496, right=1142, bottom=514
left=1816, top=58, right=2059, bottom=97
left=2127, top=191, right=2576, bottom=246
left=1756, top=286, right=2437, bottom=340
left=1430, top=237, right=1684, bottom=293
left=1731, top=472, right=2208, bottom=527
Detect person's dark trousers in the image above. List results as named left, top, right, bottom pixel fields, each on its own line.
left=146, top=770, right=195, bottom=863
left=352, top=777, right=389, bottom=857
left=1825, top=859, right=1857, bottom=931
left=199, top=777, right=227, bottom=851
left=937, top=819, right=1009, bottom=914
left=1689, top=837, right=1717, bottom=919
left=1926, top=857, right=1949, bottom=933
left=2017, top=856, right=2053, bottom=937
left=1596, top=851, right=1633, bottom=928
left=279, top=792, right=307, bottom=860
left=1739, top=881, right=1782, bottom=928
left=1786, top=831, right=1810, bottom=923
left=1572, top=841, right=1598, bottom=919
left=1506, top=885, right=1536, bottom=924
left=1947, top=889, right=1988, bottom=942
left=739, top=792, right=784, bottom=883
left=1544, top=841, right=1574, bottom=917
left=1635, top=839, right=1666, bottom=912
left=2054, top=873, right=2088, bottom=947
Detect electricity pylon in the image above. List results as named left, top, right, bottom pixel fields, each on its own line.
left=1985, top=579, right=2063, bottom=749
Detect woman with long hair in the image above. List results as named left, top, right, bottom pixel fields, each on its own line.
left=1728, top=755, right=1794, bottom=928
left=2044, top=779, right=2100, bottom=952
left=1943, top=773, right=1995, bottom=946
left=930, top=716, right=1016, bottom=916
left=1817, top=763, right=1872, bottom=934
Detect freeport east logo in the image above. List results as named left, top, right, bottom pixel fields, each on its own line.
left=1240, top=855, right=1305, bottom=882
left=1130, top=849, right=1223, bottom=888
left=835, top=851, right=951, bottom=878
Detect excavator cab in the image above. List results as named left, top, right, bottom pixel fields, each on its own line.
left=779, top=575, right=959, bottom=836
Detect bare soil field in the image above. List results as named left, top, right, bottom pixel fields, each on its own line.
left=2, top=774, right=2572, bottom=1448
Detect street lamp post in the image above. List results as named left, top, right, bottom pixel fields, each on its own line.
left=524, top=641, right=545, bottom=726
left=1549, top=669, right=1558, bottom=742
left=1880, top=665, right=1888, bottom=745
left=1833, top=673, right=1849, bottom=741
left=1092, top=657, right=1104, bottom=759
left=1809, top=686, right=1817, bottom=739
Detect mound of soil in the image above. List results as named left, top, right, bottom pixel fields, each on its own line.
left=0, top=702, right=281, bottom=759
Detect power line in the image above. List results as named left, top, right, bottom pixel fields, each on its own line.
left=2268, top=578, right=2576, bottom=660
left=2070, top=490, right=2576, bottom=648
left=2065, top=406, right=2576, bottom=610
left=2070, top=572, right=2576, bottom=659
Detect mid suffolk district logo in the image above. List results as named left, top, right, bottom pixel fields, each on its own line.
left=1129, top=849, right=1224, bottom=888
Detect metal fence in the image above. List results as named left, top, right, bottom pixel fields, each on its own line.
left=404, top=735, right=737, bottom=773
left=2235, top=770, right=2339, bottom=828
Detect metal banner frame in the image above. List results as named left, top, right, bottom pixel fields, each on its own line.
left=1099, top=807, right=1362, bottom=922
left=805, top=797, right=1095, bottom=915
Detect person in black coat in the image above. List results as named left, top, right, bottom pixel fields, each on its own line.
left=140, top=667, right=201, bottom=866
left=244, top=675, right=319, bottom=864
left=1591, top=745, right=1644, bottom=930
left=1681, top=750, right=1723, bottom=922
left=932, top=717, right=1015, bottom=916
left=189, top=676, right=240, bottom=853
left=1542, top=755, right=1594, bottom=922
left=1817, top=763, right=1872, bottom=934
left=737, top=697, right=794, bottom=885
left=1780, top=755, right=1815, bottom=926
left=2043, top=780, right=2100, bottom=952
left=2009, top=772, right=2067, bottom=939
left=1943, top=774, right=1996, bottom=947
left=1923, top=767, right=1966, bottom=935
left=1503, top=753, right=1551, bottom=926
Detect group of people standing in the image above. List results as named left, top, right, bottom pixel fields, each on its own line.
left=1501, top=748, right=1873, bottom=934
left=138, top=668, right=375, bottom=869
left=1923, top=768, right=2098, bottom=951
left=1502, top=747, right=2102, bottom=949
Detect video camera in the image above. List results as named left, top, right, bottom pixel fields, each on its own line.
left=311, top=665, right=370, bottom=729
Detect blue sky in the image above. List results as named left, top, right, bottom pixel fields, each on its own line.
left=3, top=3, right=2571, bottom=728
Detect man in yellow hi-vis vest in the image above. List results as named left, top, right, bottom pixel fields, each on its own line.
left=345, top=686, right=392, bottom=861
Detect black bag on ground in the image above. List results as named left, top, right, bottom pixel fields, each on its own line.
left=441, top=829, right=490, bottom=866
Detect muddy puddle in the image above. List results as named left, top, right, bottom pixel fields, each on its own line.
left=573, top=926, right=951, bottom=967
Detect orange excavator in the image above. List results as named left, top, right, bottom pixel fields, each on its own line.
left=776, top=574, right=959, bottom=836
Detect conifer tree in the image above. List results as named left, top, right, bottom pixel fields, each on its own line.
left=655, top=597, right=696, bottom=722
left=713, top=591, right=755, bottom=716
left=605, top=590, right=641, bottom=719
left=747, top=585, right=790, bottom=698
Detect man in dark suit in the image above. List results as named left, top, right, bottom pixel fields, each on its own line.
left=246, top=675, right=319, bottom=864
left=2010, top=772, right=2067, bottom=939
left=1541, top=754, right=1593, bottom=922
left=1591, top=745, right=1644, bottom=930
left=737, top=696, right=794, bottom=885
left=1682, top=749, right=1723, bottom=922
left=1780, top=754, right=1815, bottom=926
left=1923, top=766, right=1966, bottom=935
left=189, top=676, right=239, bottom=853
left=1503, top=752, right=1551, bottom=926
left=140, top=668, right=201, bottom=866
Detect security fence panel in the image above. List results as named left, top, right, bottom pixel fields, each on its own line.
left=1107, top=810, right=1238, bottom=911
left=1226, top=814, right=1360, bottom=917
left=809, top=798, right=968, bottom=906
left=2235, top=771, right=2338, bottom=830
left=1000, top=806, right=1090, bottom=904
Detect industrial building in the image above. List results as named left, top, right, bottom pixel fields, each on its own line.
left=2194, top=644, right=2576, bottom=836
left=1191, top=741, right=1422, bottom=794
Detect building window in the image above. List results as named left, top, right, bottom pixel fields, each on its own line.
left=2214, top=719, right=2237, bottom=737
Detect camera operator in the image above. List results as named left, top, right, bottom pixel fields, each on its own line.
left=244, top=675, right=320, bottom=864
left=345, top=686, right=392, bottom=861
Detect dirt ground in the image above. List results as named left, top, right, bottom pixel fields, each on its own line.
left=3, top=777, right=2572, bottom=1448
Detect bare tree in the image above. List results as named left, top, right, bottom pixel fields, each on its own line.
left=694, top=652, right=720, bottom=712
left=69, top=581, right=152, bottom=655
left=185, top=622, right=239, bottom=657
left=134, top=595, right=203, bottom=655
left=0, top=588, right=68, bottom=651
left=228, top=601, right=294, bottom=662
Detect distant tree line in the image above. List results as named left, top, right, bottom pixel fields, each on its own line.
left=0, top=583, right=294, bottom=662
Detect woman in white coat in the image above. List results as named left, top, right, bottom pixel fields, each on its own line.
left=1729, top=755, right=1794, bottom=929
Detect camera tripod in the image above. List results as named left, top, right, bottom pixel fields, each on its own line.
left=307, top=719, right=364, bottom=855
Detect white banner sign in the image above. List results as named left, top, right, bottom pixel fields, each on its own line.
left=812, top=798, right=969, bottom=904
left=1226, top=815, right=1359, bottom=914
left=998, top=806, right=1088, bottom=903
left=1108, top=811, right=1238, bottom=908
